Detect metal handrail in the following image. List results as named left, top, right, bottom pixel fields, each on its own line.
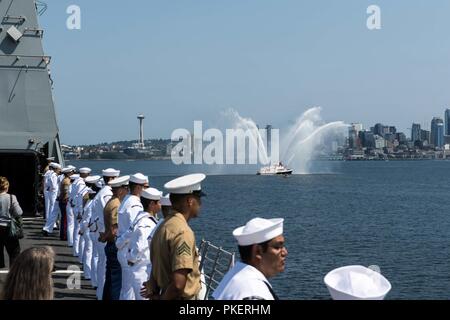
left=198, top=239, right=235, bottom=300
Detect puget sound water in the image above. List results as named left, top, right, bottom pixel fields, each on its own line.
left=69, top=159, right=450, bottom=299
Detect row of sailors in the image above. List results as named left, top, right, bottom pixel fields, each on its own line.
left=42, top=162, right=287, bottom=300
left=42, top=159, right=391, bottom=300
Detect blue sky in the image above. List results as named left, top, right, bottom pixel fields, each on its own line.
left=40, top=0, right=450, bottom=145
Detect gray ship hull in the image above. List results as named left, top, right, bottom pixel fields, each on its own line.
left=0, top=0, right=63, bottom=216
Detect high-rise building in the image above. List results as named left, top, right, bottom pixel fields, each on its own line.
left=411, top=123, right=421, bottom=142
left=420, top=129, right=430, bottom=144
left=373, top=123, right=385, bottom=136
left=359, top=131, right=375, bottom=149
left=431, top=117, right=444, bottom=148
left=445, top=109, right=450, bottom=136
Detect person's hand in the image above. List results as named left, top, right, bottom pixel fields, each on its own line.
left=140, top=281, right=160, bottom=299
left=140, top=281, right=149, bottom=298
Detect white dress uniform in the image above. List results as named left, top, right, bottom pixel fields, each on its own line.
left=43, top=168, right=53, bottom=219
left=72, top=168, right=91, bottom=258
left=88, top=195, right=99, bottom=288
left=212, top=217, right=284, bottom=300
left=67, top=174, right=80, bottom=247
left=116, top=194, right=144, bottom=300
left=93, top=168, right=120, bottom=299
left=116, top=173, right=147, bottom=301
left=47, top=168, right=59, bottom=221
left=73, top=180, right=88, bottom=258
left=212, top=262, right=276, bottom=300
left=126, top=211, right=158, bottom=300
left=43, top=168, right=70, bottom=233
left=79, top=190, right=95, bottom=280
left=126, top=187, right=161, bottom=300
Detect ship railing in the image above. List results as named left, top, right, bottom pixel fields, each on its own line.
left=198, top=239, right=235, bottom=300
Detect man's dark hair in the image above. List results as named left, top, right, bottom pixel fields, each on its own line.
left=103, top=176, right=114, bottom=184
left=169, top=193, right=190, bottom=207
left=141, top=197, right=158, bottom=210
left=129, top=182, right=142, bottom=193
left=238, top=240, right=271, bottom=264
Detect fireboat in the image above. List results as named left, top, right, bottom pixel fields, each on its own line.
left=257, top=162, right=293, bottom=175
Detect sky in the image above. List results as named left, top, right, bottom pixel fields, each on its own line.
left=40, top=0, right=450, bottom=145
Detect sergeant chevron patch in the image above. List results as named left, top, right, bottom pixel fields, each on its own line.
left=177, top=242, right=191, bottom=256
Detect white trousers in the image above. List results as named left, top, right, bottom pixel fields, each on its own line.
left=73, top=212, right=81, bottom=257
left=47, top=191, right=57, bottom=221
left=89, top=232, right=99, bottom=287
left=44, top=190, right=50, bottom=219
left=118, top=248, right=135, bottom=300
left=78, top=232, right=85, bottom=263
left=66, top=204, right=74, bottom=247
left=130, top=265, right=150, bottom=301
left=96, top=240, right=107, bottom=300
left=82, top=232, right=92, bottom=280
left=43, top=200, right=60, bottom=233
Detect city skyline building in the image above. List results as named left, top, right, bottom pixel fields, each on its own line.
left=431, top=117, right=444, bottom=148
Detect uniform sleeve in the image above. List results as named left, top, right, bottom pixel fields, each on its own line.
left=127, top=226, right=151, bottom=264
left=50, top=174, right=58, bottom=192
left=171, top=230, right=196, bottom=272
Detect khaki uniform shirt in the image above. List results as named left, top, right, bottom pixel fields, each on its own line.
left=150, top=212, right=201, bottom=299
left=60, top=177, right=71, bottom=202
left=103, top=197, right=121, bottom=243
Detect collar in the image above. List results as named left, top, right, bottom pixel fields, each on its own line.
left=237, top=262, right=271, bottom=287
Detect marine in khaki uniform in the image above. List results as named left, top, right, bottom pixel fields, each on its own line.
left=102, top=175, right=130, bottom=300
left=143, top=173, right=206, bottom=300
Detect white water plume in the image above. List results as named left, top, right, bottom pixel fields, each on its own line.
left=223, top=107, right=348, bottom=174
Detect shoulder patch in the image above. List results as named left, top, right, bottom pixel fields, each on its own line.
left=176, top=241, right=191, bottom=256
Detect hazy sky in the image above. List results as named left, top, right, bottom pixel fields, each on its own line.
left=40, top=0, right=450, bottom=145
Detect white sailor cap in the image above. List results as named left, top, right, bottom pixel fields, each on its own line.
left=68, top=165, right=76, bottom=170
left=85, top=175, right=101, bottom=185
left=324, top=266, right=392, bottom=300
left=232, top=218, right=284, bottom=246
left=164, top=173, right=206, bottom=195
left=141, top=188, right=163, bottom=201
left=109, top=175, right=130, bottom=188
left=61, top=167, right=74, bottom=174
left=160, top=194, right=172, bottom=206
left=70, top=174, right=80, bottom=181
left=102, top=168, right=120, bottom=177
left=79, top=167, right=92, bottom=174
left=47, top=157, right=55, bottom=161
left=129, top=173, right=148, bottom=185
left=50, top=162, right=61, bottom=170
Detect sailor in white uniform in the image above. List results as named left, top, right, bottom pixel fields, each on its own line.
left=116, top=173, right=147, bottom=300
left=46, top=163, right=61, bottom=222
left=212, top=218, right=288, bottom=300
left=79, top=187, right=97, bottom=280
left=43, top=166, right=72, bottom=235
left=88, top=178, right=104, bottom=289
left=126, top=187, right=161, bottom=300
left=79, top=176, right=101, bottom=280
left=72, top=167, right=91, bottom=259
left=43, top=158, right=55, bottom=217
left=92, top=168, right=120, bottom=299
left=66, top=174, right=80, bottom=246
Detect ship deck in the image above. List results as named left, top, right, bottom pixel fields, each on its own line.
left=0, top=218, right=97, bottom=300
